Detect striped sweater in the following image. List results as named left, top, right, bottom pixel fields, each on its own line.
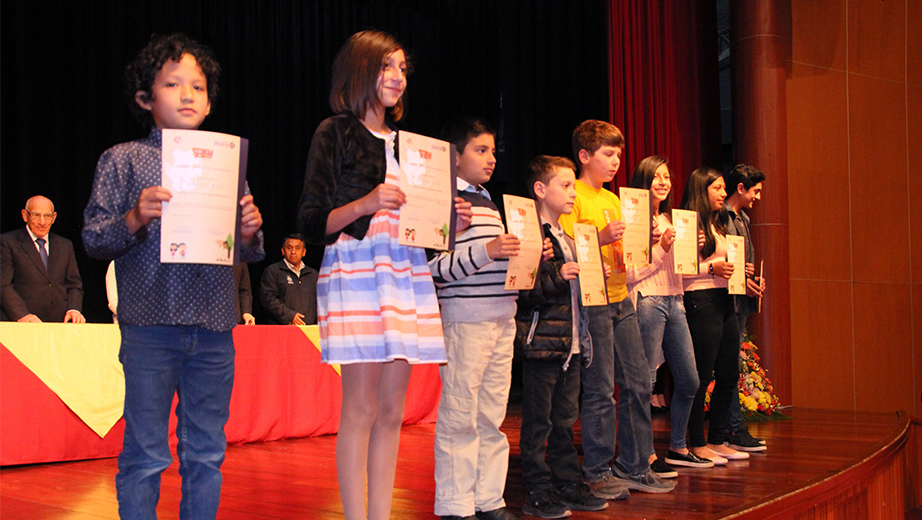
left=428, top=188, right=518, bottom=322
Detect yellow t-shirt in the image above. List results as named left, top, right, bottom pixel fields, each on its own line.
left=559, top=179, right=628, bottom=303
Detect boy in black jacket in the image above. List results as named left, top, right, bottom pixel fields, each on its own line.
left=515, top=156, right=610, bottom=518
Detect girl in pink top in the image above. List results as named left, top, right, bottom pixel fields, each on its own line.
left=627, top=156, right=713, bottom=473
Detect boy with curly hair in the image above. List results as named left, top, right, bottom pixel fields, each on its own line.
left=83, top=33, right=265, bottom=519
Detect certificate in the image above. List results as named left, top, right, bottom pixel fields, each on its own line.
left=573, top=223, right=609, bottom=306
left=671, top=208, right=698, bottom=275
left=160, top=129, right=248, bottom=265
left=619, top=187, right=652, bottom=265
left=502, top=195, right=542, bottom=290
left=397, top=131, right=457, bottom=250
left=727, top=234, right=746, bottom=295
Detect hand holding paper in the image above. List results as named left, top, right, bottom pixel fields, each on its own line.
left=712, top=261, right=735, bottom=279
left=559, top=262, right=580, bottom=281
left=599, top=219, right=625, bottom=245
left=454, top=197, right=473, bottom=231
left=487, top=234, right=520, bottom=259
left=127, top=186, right=172, bottom=234
left=363, top=183, right=407, bottom=214
left=239, top=194, right=263, bottom=244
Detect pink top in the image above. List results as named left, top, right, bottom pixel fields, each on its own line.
left=626, top=213, right=684, bottom=305
left=682, top=223, right=729, bottom=292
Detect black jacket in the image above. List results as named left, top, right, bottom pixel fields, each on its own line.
left=259, top=260, right=319, bottom=325
left=298, top=113, right=396, bottom=245
left=514, top=223, right=591, bottom=369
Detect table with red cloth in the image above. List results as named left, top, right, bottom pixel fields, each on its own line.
left=0, top=324, right=442, bottom=466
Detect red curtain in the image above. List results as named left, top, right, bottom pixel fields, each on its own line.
left=606, top=1, right=722, bottom=198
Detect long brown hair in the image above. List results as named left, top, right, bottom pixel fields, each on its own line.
left=329, top=30, right=409, bottom=121
left=630, top=155, right=672, bottom=214
left=680, top=167, right=729, bottom=258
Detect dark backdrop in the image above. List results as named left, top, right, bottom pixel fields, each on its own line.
left=1, top=0, right=611, bottom=324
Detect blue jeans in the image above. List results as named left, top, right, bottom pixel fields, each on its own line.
left=684, top=289, right=740, bottom=448
left=635, top=294, right=699, bottom=451
left=117, top=325, right=235, bottom=520
left=520, top=359, right=581, bottom=492
left=580, top=298, right=653, bottom=477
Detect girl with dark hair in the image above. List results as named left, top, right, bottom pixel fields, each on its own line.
left=627, top=157, right=713, bottom=475
left=298, top=31, right=468, bottom=520
left=679, top=167, right=749, bottom=465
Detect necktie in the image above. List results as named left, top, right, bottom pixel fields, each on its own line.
left=36, top=238, right=48, bottom=270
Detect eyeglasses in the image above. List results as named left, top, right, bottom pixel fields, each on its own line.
left=25, top=211, right=54, bottom=220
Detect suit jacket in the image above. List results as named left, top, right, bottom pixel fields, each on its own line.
left=1, top=227, right=84, bottom=322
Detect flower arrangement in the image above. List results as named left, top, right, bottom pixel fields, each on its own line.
left=704, top=335, right=786, bottom=421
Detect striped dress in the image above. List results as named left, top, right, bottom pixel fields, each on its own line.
left=317, top=130, right=446, bottom=364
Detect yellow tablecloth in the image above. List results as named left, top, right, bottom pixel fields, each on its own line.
left=0, top=322, right=124, bottom=437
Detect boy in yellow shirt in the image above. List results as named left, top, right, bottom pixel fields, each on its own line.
left=559, top=120, right=675, bottom=497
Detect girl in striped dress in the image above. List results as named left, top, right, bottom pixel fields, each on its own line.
left=298, top=31, right=467, bottom=520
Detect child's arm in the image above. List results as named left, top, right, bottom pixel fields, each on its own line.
left=518, top=256, right=572, bottom=309
left=625, top=225, right=674, bottom=284
left=324, top=183, right=406, bottom=236
left=83, top=149, right=150, bottom=260
left=428, top=232, right=519, bottom=285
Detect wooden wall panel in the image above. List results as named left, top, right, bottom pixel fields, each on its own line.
left=910, top=0, right=922, bottom=87
left=786, top=0, right=918, bottom=415
left=791, top=0, right=846, bottom=71
left=910, top=84, right=922, bottom=287
left=847, top=0, right=906, bottom=82
left=786, top=63, right=849, bottom=281
left=847, top=75, right=909, bottom=284
left=853, top=282, right=914, bottom=413
left=913, top=286, right=922, bottom=418
left=790, top=280, right=855, bottom=409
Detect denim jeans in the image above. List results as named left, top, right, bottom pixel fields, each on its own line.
left=580, top=298, right=653, bottom=477
left=520, top=359, right=581, bottom=492
left=117, top=325, right=235, bottom=520
left=635, top=294, right=699, bottom=451
left=684, top=289, right=740, bottom=448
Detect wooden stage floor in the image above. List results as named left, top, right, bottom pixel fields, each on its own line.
left=0, top=406, right=910, bottom=519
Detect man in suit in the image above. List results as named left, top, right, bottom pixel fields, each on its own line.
left=1, top=195, right=85, bottom=323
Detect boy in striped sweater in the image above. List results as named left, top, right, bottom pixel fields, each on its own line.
left=429, top=117, right=522, bottom=520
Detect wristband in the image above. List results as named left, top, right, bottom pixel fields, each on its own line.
left=708, top=263, right=714, bottom=276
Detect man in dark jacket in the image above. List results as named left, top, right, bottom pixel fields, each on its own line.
left=259, top=233, right=318, bottom=325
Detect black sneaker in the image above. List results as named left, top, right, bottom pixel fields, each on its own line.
left=557, top=481, right=608, bottom=511
left=664, top=449, right=714, bottom=468
left=728, top=430, right=767, bottom=452
left=612, top=461, right=676, bottom=493
left=650, top=458, right=678, bottom=479
left=522, top=488, right=571, bottom=519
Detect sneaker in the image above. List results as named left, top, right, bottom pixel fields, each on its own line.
left=650, top=458, right=678, bottom=479
left=664, top=449, right=714, bottom=468
left=585, top=472, right=630, bottom=500
left=557, top=481, right=608, bottom=511
left=522, top=488, right=571, bottom=519
left=476, top=508, right=522, bottom=520
left=728, top=430, right=767, bottom=452
left=612, top=461, right=676, bottom=493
